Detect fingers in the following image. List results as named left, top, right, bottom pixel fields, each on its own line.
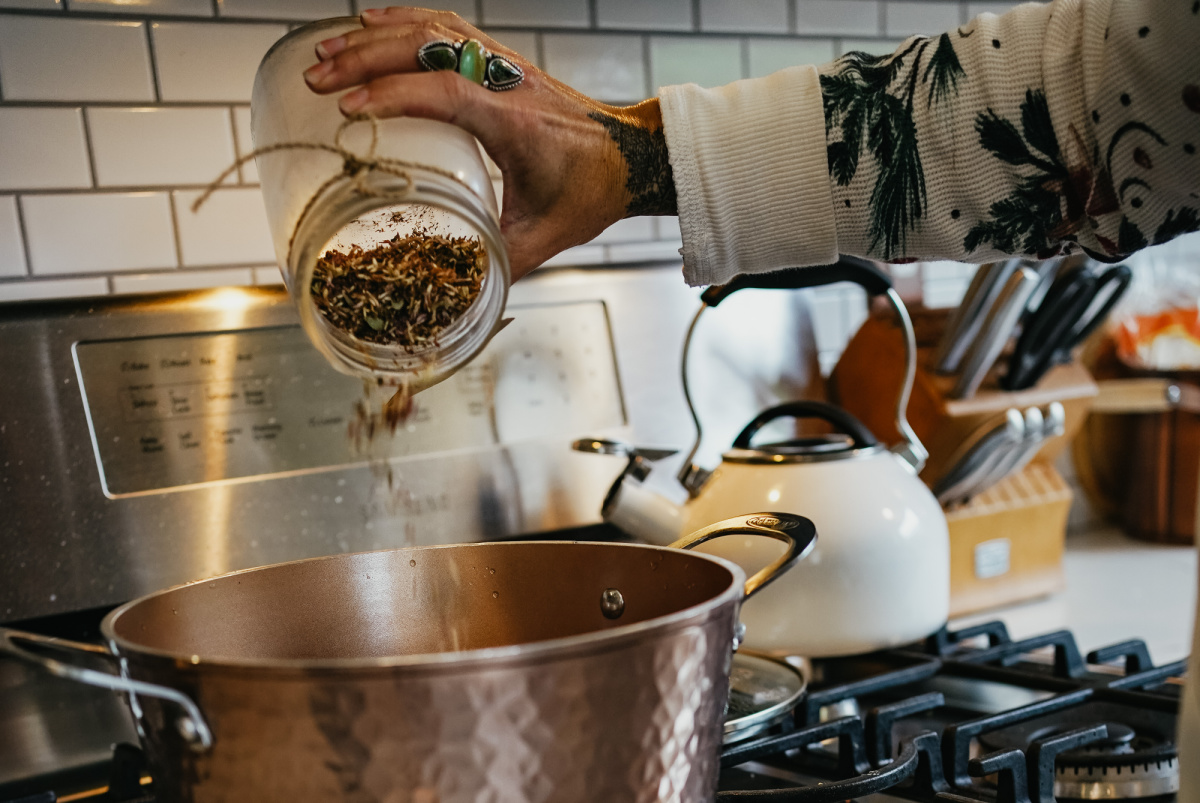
left=338, top=69, right=502, bottom=137
left=356, top=7, right=518, bottom=60
left=306, top=24, right=452, bottom=92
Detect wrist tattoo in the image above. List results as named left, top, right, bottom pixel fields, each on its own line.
left=589, top=110, right=677, bottom=217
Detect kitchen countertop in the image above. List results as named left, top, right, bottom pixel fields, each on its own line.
left=951, top=523, right=1197, bottom=664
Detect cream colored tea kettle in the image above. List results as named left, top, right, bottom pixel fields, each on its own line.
left=575, top=257, right=949, bottom=657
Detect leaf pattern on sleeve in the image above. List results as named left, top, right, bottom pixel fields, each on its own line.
left=820, top=33, right=965, bottom=260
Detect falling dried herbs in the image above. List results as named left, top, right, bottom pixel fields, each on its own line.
left=311, top=233, right=485, bottom=348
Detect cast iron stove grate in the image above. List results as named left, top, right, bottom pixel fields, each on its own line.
left=0, top=623, right=1185, bottom=803
left=717, top=621, right=1185, bottom=801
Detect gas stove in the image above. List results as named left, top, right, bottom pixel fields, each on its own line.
left=0, top=620, right=1183, bottom=803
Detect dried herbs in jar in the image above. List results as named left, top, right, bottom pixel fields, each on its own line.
left=310, top=233, right=486, bottom=349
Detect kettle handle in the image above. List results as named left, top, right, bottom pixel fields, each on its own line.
left=677, top=256, right=927, bottom=495
left=731, top=400, right=879, bottom=451
left=669, top=512, right=816, bottom=600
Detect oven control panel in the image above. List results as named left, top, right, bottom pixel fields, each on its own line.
left=73, top=301, right=625, bottom=496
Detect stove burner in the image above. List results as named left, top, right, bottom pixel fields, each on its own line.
left=979, top=702, right=1179, bottom=800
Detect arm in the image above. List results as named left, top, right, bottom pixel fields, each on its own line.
left=664, top=0, right=1200, bottom=284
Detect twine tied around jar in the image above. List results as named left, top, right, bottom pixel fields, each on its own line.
left=191, top=114, right=469, bottom=261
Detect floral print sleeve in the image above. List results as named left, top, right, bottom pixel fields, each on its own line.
left=821, top=0, right=1200, bottom=264
left=659, top=0, right=1200, bottom=286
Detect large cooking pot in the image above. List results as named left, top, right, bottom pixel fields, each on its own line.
left=0, top=512, right=814, bottom=803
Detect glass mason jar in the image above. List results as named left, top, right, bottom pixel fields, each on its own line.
left=251, top=17, right=510, bottom=391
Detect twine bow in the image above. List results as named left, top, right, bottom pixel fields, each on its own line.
left=191, top=114, right=467, bottom=261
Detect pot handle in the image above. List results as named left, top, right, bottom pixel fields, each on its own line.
left=0, top=626, right=213, bottom=751
left=670, top=512, right=816, bottom=600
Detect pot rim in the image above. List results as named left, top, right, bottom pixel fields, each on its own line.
left=100, top=540, right=747, bottom=674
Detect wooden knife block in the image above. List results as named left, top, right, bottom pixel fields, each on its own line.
left=829, top=315, right=1099, bottom=488
left=829, top=313, right=1091, bottom=616
left=943, top=462, right=1072, bottom=616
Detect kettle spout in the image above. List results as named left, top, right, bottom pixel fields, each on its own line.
left=572, top=438, right=685, bottom=545
left=602, top=473, right=684, bottom=546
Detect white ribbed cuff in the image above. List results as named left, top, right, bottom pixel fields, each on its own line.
left=659, top=66, right=839, bottom=286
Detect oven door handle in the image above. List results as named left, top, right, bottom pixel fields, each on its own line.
left=0, top=626, right=213, bottom=751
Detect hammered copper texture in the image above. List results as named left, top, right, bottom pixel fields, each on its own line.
left=106, top=542, right=745, bottom=803
left=130, top=616, right=734, bottom=803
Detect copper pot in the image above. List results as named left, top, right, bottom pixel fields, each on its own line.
left=0, top=513, right=813, bottom=803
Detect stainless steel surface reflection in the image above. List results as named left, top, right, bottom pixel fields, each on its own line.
left=0, top=263, right=822, bottom=787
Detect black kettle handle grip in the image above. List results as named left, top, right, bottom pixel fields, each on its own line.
left=732, top=400, right=880, bottom=451
left=700, top=256, right=893, bottom=308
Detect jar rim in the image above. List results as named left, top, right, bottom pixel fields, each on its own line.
left=289, top=165, right=510, bottom=391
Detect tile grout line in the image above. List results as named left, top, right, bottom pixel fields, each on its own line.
left=641, top=35, right=652, bottom=99
left=144, top=21, right=163, bottom=102
left=12, top=196, right=34, bottom=278
left=77, top=107, right=101, bottom=190
left=228, top=106, right=245, bottom=184
left=691, top=0, right=701, bottom=32
left=587, top=0, right=597, bottom=29
left=167, top=192, right=185, bottom=270
left=787, top=0, right=798, bottom=35
left=739, top=37, right=750, bottom=80
left=474, top=0, right=484, bottom=26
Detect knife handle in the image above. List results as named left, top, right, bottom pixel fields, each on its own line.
left=951, top=268, right=1040, bottom=400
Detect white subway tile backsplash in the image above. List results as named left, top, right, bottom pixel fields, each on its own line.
left=794, top=0, right=880, bottom=36
left=0, top=17, right=155, bottom=101
left=88, top=108, right=237, bottom=187
left=606, top=240, right=682, bottom=263
left=486, top=30, right=540, bottom=65
left=152, top=21, right=288, bottom=102
left=748, top=38, right=836, bottom=77
left=22, top=193, right=176, bottom=274
left=840, top=38, right=907, bottom=56
left=70, top=0, right=211, bottom=15
left=0, top=0, right=61, bottom=8
left=921, top=259, right=976, bottom=280
left=232, top=107, right=259, bottom=183
left=0, top=277, right=108, bottom=302
left=253, top=265, right=285, bottom=284
left=650, top=36, right=742, bottom=90
left=541, top=244, right=607, bottom=267
left=809, top=287, right=848, bottom=351
left=543, top=34, right=647, bottom=102
left=699, top=0, right=788, bottom=34
left=0, top=197, right=26, bottom=277
left=0, top=108, right=91, bottom=190
left=655, top=216, right=681, bottom=241
left=966, top=3, right=1023, bottom=20
left=481, top=0, right=587, bottom=28
left=884, top=1, right=961, bottom=37
left=590, top=217, right=654, bottom=245
left=217, top=0, right=350, bottom=20
left=597, top=0, right=691, bottom=31
left=173, top=188, right=274, bottom=265
left=111, top=267, right=256, bottom=295
left=923, top=276, right=971, bottom=308
left=373, top=0, right=476, bottom=23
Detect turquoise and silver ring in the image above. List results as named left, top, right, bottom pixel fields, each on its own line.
left=417, top=39, right=525, bottom=91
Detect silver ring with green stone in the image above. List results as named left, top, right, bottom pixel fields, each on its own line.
left=417, top=38, right=525, bottom=91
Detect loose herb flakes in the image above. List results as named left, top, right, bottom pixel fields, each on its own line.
left=311, top=233, right=485, bottom=348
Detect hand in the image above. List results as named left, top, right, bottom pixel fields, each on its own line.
left=303, top=7, right=677, bottom=281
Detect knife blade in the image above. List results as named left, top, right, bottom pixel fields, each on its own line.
left=932, top=260, right=1021, bottom=375
left=933, top=409, right=1024, bottom=506
left=951, top=267, right=1040, bottom=399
